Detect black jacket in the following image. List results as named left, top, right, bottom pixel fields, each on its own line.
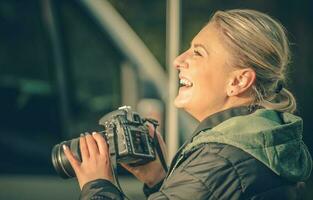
left=80, top=107, right=306, bottom=200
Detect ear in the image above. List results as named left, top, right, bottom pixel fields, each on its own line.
left=226, top=68, right=256, bottom=97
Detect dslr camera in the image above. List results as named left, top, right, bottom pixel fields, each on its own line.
left=51, top=106, right=156, bottom=178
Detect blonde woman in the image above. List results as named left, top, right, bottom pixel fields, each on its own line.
left=64, top=9, right=312, bottom=200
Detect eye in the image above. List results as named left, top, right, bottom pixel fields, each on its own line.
left=193, top=49, right=202, bottom=56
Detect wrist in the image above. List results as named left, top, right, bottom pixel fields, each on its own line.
left=145, top=168, right=166, bottom=187
left=143, top=179, right=164, bottom=197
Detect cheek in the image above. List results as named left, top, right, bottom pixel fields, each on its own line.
left=196, top=69, right=227, bottom=97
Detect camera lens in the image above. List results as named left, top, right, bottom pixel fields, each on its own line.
left=51, top=137, right=81, bottom=179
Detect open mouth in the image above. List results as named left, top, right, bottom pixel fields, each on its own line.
left=179, top=78, right=193, bottom=88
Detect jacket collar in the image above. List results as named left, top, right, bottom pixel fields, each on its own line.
left=166, top=106, right=259, bottom=178
left=192, top=106, right=258, bottom=137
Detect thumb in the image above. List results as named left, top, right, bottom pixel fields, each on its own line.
left=120, top=163, right=134, bottom=172
left=120, top=163, right=142, bottom=175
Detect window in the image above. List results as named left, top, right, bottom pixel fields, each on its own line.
left=0, top=0, right=122, bottom=174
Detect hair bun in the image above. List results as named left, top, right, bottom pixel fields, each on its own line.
left=275, top=81, right=284, bottom=93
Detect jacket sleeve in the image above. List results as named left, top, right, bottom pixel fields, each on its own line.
left=143, top=180, right=164, bottom=197
left=147, top=144, right=243, bottom=200
left=79, top=144, right=243, bottom=200
left=80, top=179, right=124, bottom=200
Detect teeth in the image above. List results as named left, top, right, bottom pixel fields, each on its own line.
left=179, top=79, right=193, bottom=87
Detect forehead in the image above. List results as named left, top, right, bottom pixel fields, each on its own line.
left=192, top=23, right=230, bottom=54
left=192, top=24, right=220, bottom=45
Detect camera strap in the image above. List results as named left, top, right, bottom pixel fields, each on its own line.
left=145, top=119, right=168, bottom=173
left=107, top=118, right=167, bottom=200
left=107, top=129, right=130, bottom=200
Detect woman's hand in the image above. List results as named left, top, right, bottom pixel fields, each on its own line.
left=121, top=125, right=167, bottom=187
left=63, top=132, right=113, bottom=190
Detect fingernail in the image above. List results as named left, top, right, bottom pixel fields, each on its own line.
left=80, top=133, right=84, bottom=137
left=92, top=132, right=97, bottom=135
left=85, top=132, right=90, bottom=136
left=62, top=144, right=67, bottom=150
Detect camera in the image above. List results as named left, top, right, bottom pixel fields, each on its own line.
left=51, top=106, right=156, bottom=179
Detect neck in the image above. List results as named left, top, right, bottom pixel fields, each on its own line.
left=194, top=96, right=254, bottom=122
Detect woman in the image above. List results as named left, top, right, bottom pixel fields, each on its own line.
left=63, top=9, right=312, bottom=199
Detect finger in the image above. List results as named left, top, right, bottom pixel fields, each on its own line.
left=156, top=132, right=166, bottom=147
left=146, top=123, right=155, bottom=138
left=92, top=132, right=109, bottom=156
left=85, top=132, right=99, bottom=156
left=63, top=144, right=80, bottom=171
left=80, top=134, right=89, bottom=160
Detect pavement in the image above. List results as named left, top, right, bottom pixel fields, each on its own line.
left=0, top=175, right=146, bottom=200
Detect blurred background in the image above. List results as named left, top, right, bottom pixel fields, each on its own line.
left=0, top=0, right=312, bottom=199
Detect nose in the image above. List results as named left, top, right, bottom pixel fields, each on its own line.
left=173, top=50, right=189, bottom=69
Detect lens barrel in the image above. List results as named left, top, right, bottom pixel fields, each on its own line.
left=51, top=137, right=81, bottom=179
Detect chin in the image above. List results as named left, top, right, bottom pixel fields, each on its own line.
left=173, top=101, right=184, bottom=109
left=174, top=97, right=189, bottom=109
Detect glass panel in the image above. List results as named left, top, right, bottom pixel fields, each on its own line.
left=0, top=1, right=60, bottom=174
left=59, top=1, right=122, bottom=136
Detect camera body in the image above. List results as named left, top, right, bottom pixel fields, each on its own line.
left=100, top=106, right=155, bottom=166
left=51, top=106, right=156, bottom=178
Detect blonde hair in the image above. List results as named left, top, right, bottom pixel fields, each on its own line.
left=210, top=9, right=296, bottom=113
